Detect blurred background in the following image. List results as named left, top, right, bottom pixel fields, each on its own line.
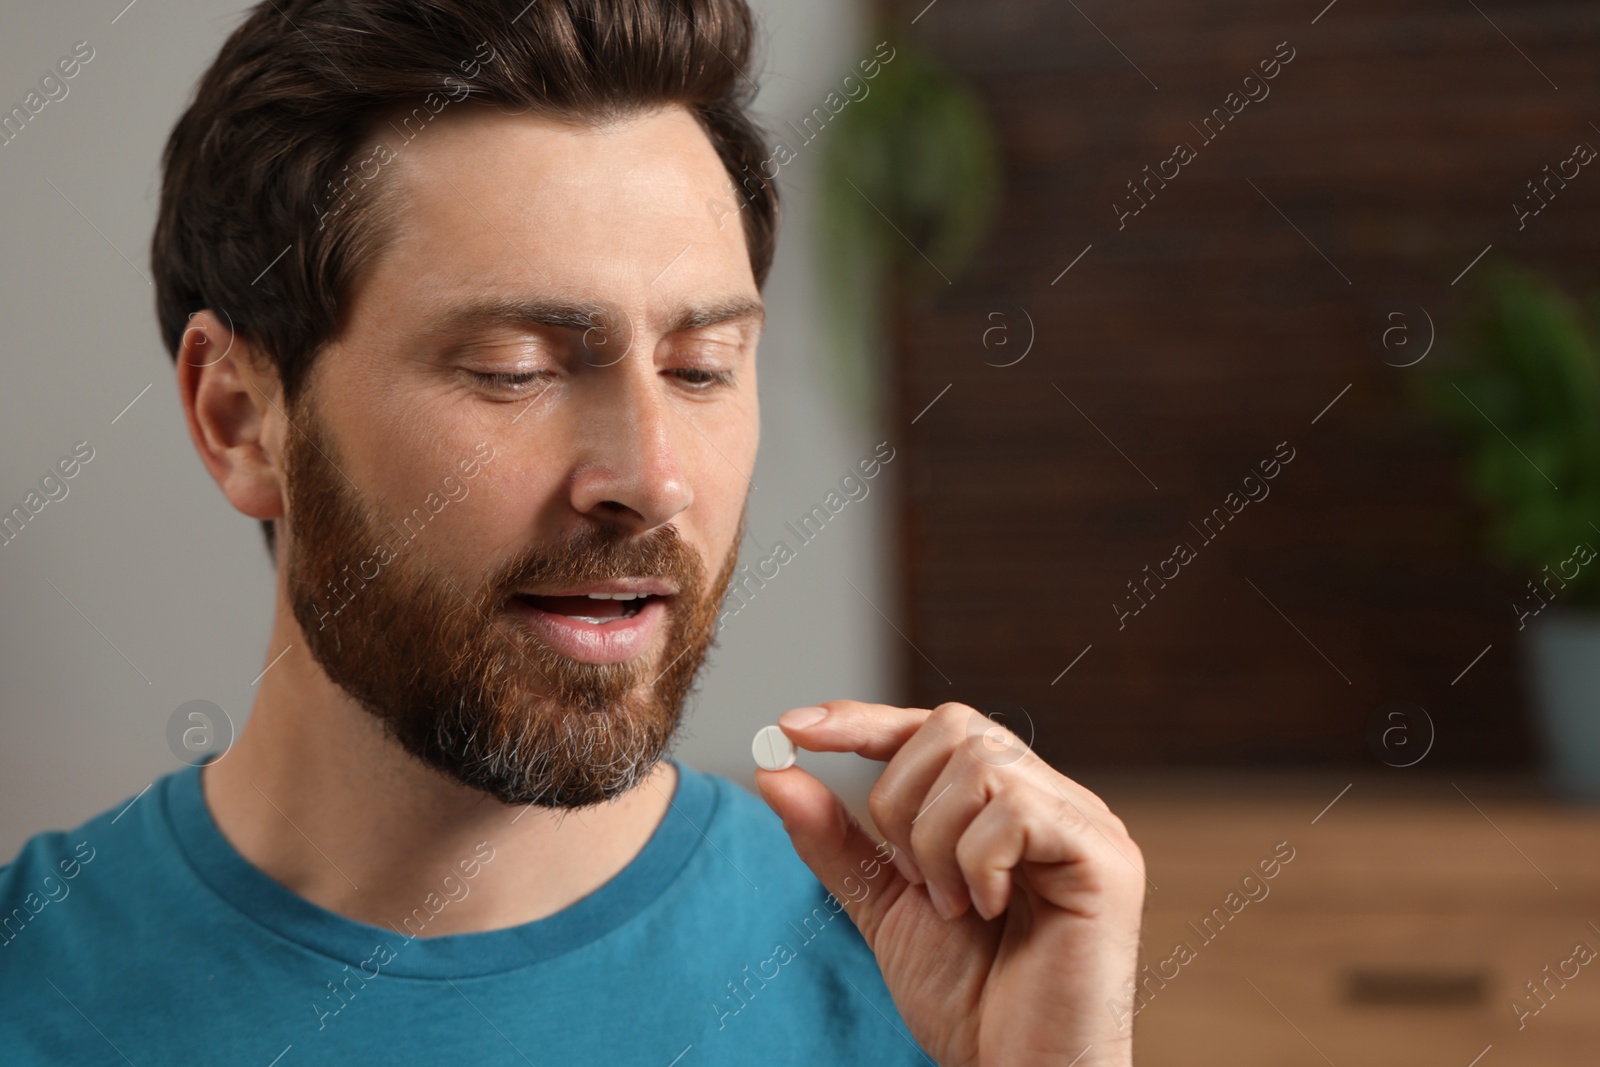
left=4, top=0, right=1600, bottom=1063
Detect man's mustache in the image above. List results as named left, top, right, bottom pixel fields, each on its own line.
left=483, top=525, right=702, bottom=603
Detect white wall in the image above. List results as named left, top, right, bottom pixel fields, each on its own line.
left=0, top=0, right=896, bottom=859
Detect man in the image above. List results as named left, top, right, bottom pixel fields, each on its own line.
left=0, top=1, right=1146, bottom=1063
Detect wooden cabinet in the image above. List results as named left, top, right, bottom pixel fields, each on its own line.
left=1094, top=772, right=1600, bottom=1065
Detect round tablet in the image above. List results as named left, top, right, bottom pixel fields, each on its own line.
left=752, top=725, right=796, bottom=771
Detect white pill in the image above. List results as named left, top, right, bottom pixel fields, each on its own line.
left=752, top=725, right=796, bottom=771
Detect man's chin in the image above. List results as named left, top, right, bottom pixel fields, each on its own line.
left=428, top=743, right=673, bottom=810
left=402, top=686, right=683, bottom=810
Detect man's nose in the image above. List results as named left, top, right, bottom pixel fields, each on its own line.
left=567, top=370, right=694, bottom=531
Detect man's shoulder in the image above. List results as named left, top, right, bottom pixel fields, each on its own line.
left=0, top=769, right=165, bottom=889
left=0, top=767, right=181, bottom=975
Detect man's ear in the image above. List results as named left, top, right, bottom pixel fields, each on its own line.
left=175, top=310, right=288, bottom=528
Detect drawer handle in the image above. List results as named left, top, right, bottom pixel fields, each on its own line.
left=1343, top=969, right=1488, bottom=1006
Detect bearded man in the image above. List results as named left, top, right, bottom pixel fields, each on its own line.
left=0, top=2, right=1146, bottom=1063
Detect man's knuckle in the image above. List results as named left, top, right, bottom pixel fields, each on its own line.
left=867, top=780, right=897, bottom=830
left=907, top=813, right=937, bottom=858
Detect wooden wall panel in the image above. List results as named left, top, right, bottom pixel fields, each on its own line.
left=888, top=0, right=1600, bottom=767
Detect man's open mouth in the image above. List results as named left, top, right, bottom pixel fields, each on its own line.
left=510, top=592, right=663, bottom=626
left=504, top=582, right=677, bottom=663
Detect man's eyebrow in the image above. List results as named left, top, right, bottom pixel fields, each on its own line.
left=423, top=296, right=765, bottom=339
left=666, top=296, right=765, bottom=334
left=425, top=298, right=606, bottom=337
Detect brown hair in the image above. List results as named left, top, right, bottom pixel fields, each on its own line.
left=151, top=0, right=780, bottom=555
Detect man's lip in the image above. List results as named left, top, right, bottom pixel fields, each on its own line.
left=508, top=581, right=679, bottom=598
left=506, top=596, right=667, bottom=664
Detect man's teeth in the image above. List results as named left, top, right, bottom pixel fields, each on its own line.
left=565, top=594, right=647, bottom=624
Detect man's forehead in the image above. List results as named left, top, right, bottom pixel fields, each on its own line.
left=384, top=103, right=738, bottom=219
left=358, top=105, right=756, bottom=320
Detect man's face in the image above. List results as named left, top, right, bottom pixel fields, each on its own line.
left=276, top=105, right=761, bottom=809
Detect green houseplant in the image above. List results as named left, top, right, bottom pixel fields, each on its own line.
left=815, top=31, right=1001, bottom=421
left=1422, top=261, right=1600, bottom=796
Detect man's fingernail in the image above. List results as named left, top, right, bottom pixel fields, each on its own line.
left=779, top=705, right=827, bottom=730
left=925, top=880, right=955, bottom=921
left=890, top=849, right=924, bottom=886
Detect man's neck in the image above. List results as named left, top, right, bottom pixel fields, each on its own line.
left=202, top=611, right=678, bottom=938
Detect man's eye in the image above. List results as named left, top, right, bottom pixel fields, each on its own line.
left=671, top=368, right=734, bottom=389
left=470, top=370, right=549, bottom=391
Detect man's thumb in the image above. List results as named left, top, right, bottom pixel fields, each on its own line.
left=754, top=766, right=907, bottom=948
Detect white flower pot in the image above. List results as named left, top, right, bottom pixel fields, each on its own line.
left=1526, top=610, right=1600, bottom=800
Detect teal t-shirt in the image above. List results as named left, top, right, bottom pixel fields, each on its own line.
left=0, top=758, right=932, bottom=1065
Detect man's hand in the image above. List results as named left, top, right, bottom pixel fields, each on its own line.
left=754, top=700, right=1146, bottom=1067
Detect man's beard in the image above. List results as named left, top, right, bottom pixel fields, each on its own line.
left=279, top=399, right=738, bottom=810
